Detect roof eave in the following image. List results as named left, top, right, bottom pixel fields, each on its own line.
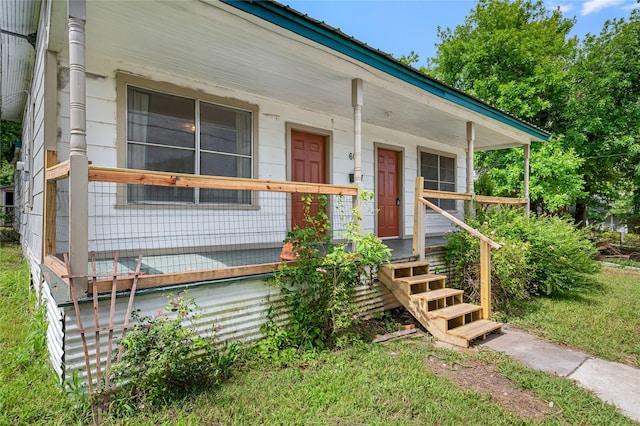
left=222, top=0, right=551, bottom=143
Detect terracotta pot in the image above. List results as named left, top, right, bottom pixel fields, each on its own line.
left=279, top=241, right=298, bottom=261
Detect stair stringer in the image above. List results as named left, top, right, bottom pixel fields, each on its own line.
left=378, top=268, right=470, bottom=348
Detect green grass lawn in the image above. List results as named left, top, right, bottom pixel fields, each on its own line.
left=0, top=244, right=81, bottom=425
left=107, top=341, right=632, bottom=425
left=604, top=258, right=640, bottom=268
left=504, top=268, right=640, bottom=368
left=1, top=243, right=635, bottom=425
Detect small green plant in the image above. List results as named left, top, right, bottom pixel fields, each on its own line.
left=263, top=192, right=391, bottom=356
left=110, top=294, right=238, bottom=408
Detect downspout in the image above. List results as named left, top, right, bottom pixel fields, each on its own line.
left=67, top=0, right=88, bottom=297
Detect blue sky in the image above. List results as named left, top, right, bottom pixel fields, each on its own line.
left=285, top=0, right=639, bottom=66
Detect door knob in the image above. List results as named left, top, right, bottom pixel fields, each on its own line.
left=396, top=198, right=401, bottom=206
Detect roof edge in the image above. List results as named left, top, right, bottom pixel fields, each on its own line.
left=222, top=0, right=551, bottom=142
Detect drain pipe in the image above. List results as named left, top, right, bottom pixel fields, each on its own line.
left=67, top=0, right=88, bottom=298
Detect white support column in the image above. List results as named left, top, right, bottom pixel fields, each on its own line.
left=68, top=0, right=88, bottom=297
left=523, top=143, right=530, bottom=215
left=466, top=121, right=476, bottom=218
left=352, top=79, right=363, bottom=238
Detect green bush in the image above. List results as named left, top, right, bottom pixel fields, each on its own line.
left=264, top=193, right=391, bottom=357
left=445, top=207, right=600, bottom=307
left=623, top=233, right=640, bottom=246
left=111, top=295, right=238, bottom=407
left=600, top=231, right=622, bottom=244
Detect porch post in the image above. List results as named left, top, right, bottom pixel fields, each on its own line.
left=351, top=79, right=363, bottom=239
left=68, top=0, right=89, bottom=297
left=465, top=122, right=476, bottom=219
left=523, top=143, right=530, bottom=214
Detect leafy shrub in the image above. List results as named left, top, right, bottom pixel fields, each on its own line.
left=263, top=193, right=391, bottom=357
left=445, top=207, right=600, bottom=307
left=623, top=233, right=640, bottom=246
left=600, top=231, right=622, bottom=244
left=111, top=295, right=238, bottom=407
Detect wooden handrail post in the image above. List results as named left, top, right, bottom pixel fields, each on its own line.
left=413, top=176, right=425, bottom=261
left=480, top=239, right=491, bottom=319
left=43, top=151, right=58, bottom=258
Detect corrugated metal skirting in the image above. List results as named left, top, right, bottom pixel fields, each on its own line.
left=32, top=262, right=66, bottom=380
left=62, top=251, right=445, bottom=383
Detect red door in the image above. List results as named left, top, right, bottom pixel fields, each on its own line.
left=377, top=148, right=400, bottom=238
left=291, top=130, right=326, bottom=229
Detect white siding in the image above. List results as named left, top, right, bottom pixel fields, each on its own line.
left=19, top=0, right=50, bottom=268
left=50, top=58, right=466, bottom=256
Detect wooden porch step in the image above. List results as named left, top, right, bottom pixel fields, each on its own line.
left=396, top=274, right=447, bottom=285
left=411, top=288, right=463, bottom=301
left=448, top=319, right=503, bottom=341
left=384, top=261, right=430, bottom=270
left=381, top=261, right=431, bottom=281
left=428, top=303, right=481, bottom=320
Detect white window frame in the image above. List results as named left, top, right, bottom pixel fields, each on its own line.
left=418, top=148, right=457, bottom=212
left=117, top=73, right=259, bottom=208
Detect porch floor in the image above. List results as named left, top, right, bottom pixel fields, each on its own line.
left=85, top=236, right=447, bottom=276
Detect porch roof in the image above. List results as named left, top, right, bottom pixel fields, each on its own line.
left=0, top=0, right=40, bottom=121
left=224, top=0, right=550, bottom=145
left=8, top=0, right=550, bottom=150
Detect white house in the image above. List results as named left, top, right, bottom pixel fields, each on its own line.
left=1, top=0, right=549, bottom=381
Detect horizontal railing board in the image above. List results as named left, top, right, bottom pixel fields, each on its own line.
left=88, top=166, right=358, bottom=196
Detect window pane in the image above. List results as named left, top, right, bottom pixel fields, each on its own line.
left=127, top=143, right=195, bottom=203
left=440, top=156, right=455, bottom=183
left=440, top=183, right=456, bottom=210
left=200, top=188, right=251, bottom=205
left=441, top=199, right=456, bottom=211
left=200, top=102, right=251, bottom=155
left=421, top=152, right=439, bottom=180
left=127, top=143, right=195, bottom=174
left=424, top=180, right=438, bottom=191
left=127, top=185, right=194, bottom=204
left=440, top=182, right=455, bottom=193
left=200, top=152, right=251, bottom=204
left=127, top=87, right=195, bottom=149
left=200, top=152, right=251, bottom=178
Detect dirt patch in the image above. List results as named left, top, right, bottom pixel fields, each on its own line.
left=382, top=307, right=561, bottom=422
left=426, top=354, right=559, bottom=422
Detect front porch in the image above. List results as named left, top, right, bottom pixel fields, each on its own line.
left=43, top=160, right=454, bottom=295
left=43, top=160, right=523, bottom=304
left=40, top=158, right=529, bottom=388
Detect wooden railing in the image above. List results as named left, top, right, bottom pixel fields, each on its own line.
left=413, top=177, right=511, bottom=319
left=43, top=159, right=358, bottom=296
left=422, top=189, right=528, bottom=205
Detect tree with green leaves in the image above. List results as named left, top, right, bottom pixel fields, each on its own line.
left=475, top=137, right=585, bottom=214
left=429, top=0, right=577, bottom=131
left=1, top=120, right=21, bottom=186
left=427, top=0, right=584, bottom=214
left=563, top=9, right=640, bottom=227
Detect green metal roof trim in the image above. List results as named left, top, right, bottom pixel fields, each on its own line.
left=222, top=0, right=551, bottom=142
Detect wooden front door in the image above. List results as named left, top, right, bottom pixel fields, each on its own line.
left=291, top=130, right=326, bottom=229
left=377, top=148, right=400, bottom=238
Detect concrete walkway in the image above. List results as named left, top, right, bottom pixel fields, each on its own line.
left=480, top=325, right=640, bottom=423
